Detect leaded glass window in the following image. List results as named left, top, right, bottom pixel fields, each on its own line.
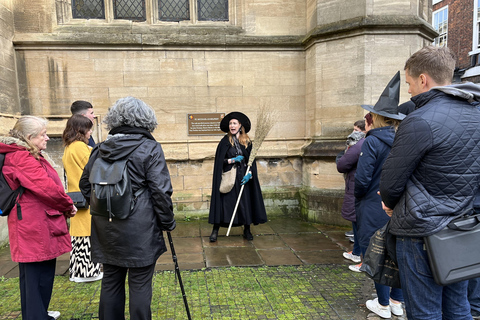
left=198, top=0, right=228, bottom=21
left=72, top=0, right=105, bottom=19
left=159, top=0, right=189, bottom=21
left=114, top=0, right=146, bottom=21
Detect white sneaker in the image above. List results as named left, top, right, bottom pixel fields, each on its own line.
left=343, top=251, right=361, bottom=263
left=48, top=310, right=61, bottom=319
left=389, top=300, right=404, bottom=316
left=366, top=298, right=391, bottom=319
left=72, top=272, right=103, bottom=283
left=348, top=263, right=362, bottom=273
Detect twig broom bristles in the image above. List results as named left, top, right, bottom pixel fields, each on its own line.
left=226, top=105, right=277, bottom=236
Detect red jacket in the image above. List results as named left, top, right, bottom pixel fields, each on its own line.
left=0, top=139, right=73, bottom=263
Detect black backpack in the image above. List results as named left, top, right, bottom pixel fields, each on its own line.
left=0, top=153, right=24, bottom=219
left=89, top=158, right=145, bottom=222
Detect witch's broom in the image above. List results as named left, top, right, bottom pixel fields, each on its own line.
left=226, top=105, right=276, bottom=236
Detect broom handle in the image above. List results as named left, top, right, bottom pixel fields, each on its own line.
left=226, top=165, right=251, bottom=236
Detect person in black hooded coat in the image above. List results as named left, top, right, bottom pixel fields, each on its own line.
left=79, top=97, right=175, bottom=320
left=208, top=111, right=267, bottom=242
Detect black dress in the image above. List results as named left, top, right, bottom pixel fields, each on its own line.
left=209, top=135, right=267, bottom=227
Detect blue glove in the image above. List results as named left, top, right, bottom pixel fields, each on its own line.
left=232, top=155, right=244, bottom=163
left=241, top=172, right=252, bottom=185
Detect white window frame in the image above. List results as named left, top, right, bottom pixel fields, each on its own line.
left=432, top=6, right=448, bottom=47
left=59, top=0, right=235, bottom=26
left=432, top=0, right=443, bottom=5
left=472, top=0, right=480, bottom=54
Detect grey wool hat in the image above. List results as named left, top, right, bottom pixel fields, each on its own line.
left=361, top=71, right=406, bottom=120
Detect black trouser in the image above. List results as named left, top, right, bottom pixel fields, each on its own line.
left=19, top=259, right=57, bottom=320
left=99, top=263, right=156, bottom=320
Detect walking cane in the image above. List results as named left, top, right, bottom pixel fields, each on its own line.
left=166, top=231, right=192, bottom=320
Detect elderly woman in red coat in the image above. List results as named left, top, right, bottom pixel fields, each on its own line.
left=0, top=116, right=77, bottom=320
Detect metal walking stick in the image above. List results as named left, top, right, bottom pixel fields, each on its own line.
left=166, top=231, right=192, bottom=320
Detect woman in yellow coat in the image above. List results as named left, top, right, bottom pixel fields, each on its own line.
left=62, top=114, right=103, bottom=282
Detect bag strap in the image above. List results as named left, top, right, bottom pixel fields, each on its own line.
left=447, top=212, right=480, bottom=231
left=15, top=187, right=24, bottom=221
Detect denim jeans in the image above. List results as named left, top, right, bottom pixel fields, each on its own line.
left=396, top=236, right=471, bottom=320
left=469, top=277, right=480, bottom=315
left=352, top=221, right=361, bottom=256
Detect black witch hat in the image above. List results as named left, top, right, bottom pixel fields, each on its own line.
left=220, top=112, right=251, bottom=133
left=361, top=71, right=406, bottom=120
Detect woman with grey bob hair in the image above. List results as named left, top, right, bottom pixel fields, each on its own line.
left=80, top=97, right=176, bottom=320
left=103, top=96, right=158, bottom=132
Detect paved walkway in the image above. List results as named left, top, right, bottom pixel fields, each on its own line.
left=0, top=215, right=406, bottom=319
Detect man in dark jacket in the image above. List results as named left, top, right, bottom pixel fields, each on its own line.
left=71, top=100, right=96, bottom=147
left=380, top=46, right=480, bottom=319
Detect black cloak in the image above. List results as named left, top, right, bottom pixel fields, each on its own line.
left=208, top=135, right=267, bottom=227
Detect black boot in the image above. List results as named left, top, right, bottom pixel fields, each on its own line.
left=210, top=225, right=220, bottom=242
left=243, top=225, right=253, bottom=240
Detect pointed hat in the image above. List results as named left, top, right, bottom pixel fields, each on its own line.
left=361, top=71, right=406, bottom=120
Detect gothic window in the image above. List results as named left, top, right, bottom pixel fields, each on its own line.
left=71, top=0, right=229, bottom=23
left=198, top=0, right=228, bottom=21
left=159, top=0, right=190, bottom=22
left=113, top=0, right=146, bottom=21
left=72, top=0, right=105, bottom=19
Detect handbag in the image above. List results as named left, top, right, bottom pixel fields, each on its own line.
left=360, top=220, right=401, bottom=288
left=219, top=166, right=236, bottom=194
left=66, top=191, right=89, bottom=209
left=424, top=213, right=480, bottom=286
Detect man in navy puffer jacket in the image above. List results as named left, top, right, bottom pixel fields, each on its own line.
left=380, top=46, right=480, bottom=320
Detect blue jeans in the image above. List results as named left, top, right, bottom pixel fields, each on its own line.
left=468, top=277, right=480, bottom=315
left=352, top=221, right=361, bottom=256
left=396, top=236, right=471, bottom=320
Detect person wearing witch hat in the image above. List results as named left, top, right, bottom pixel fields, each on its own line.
left=208, top=111, right=267, bottom=242
left=353, top=72, right=406, bottom=319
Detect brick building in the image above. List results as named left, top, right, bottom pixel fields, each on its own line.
left=433, top=0, right=480, bottom=82
left=0, top=0, right=437, bottom=244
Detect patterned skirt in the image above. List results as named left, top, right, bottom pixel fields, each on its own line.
left=70, top=236, right=102, bottom=279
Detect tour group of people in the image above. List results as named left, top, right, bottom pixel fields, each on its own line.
left=337, top=46, right=480, bottom=320
left=1, top=45, right=480, bottom=320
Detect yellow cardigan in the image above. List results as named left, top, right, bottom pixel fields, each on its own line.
left=62, top=141, right=92, bottom=237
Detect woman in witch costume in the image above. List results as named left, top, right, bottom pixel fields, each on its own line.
left=354, top=72, right=405, bottom=319
left=208, top=111, right=267, bottom=242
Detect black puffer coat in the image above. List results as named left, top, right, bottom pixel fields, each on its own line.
left=80, top=132, right=176, bottom=267
left=380, top=84, right=480, bottom=237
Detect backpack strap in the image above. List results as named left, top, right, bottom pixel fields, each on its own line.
left=15, top=187, right=24, bottom=221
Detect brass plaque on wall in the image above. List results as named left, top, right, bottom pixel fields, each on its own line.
left=187, top=113, right=225, bottom=135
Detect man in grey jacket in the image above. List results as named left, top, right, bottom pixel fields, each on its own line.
left=380, top=46, right=480, bottom=320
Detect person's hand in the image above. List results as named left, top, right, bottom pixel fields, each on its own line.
left=241, top=172, right=252, bottom=185
left=378, top=191, right=393, bottom=217
left=382, top=202, right=393, bottom=217
left=231, top=155, right=244, bottom=163
left=65, top=205, right=77, bottom=218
